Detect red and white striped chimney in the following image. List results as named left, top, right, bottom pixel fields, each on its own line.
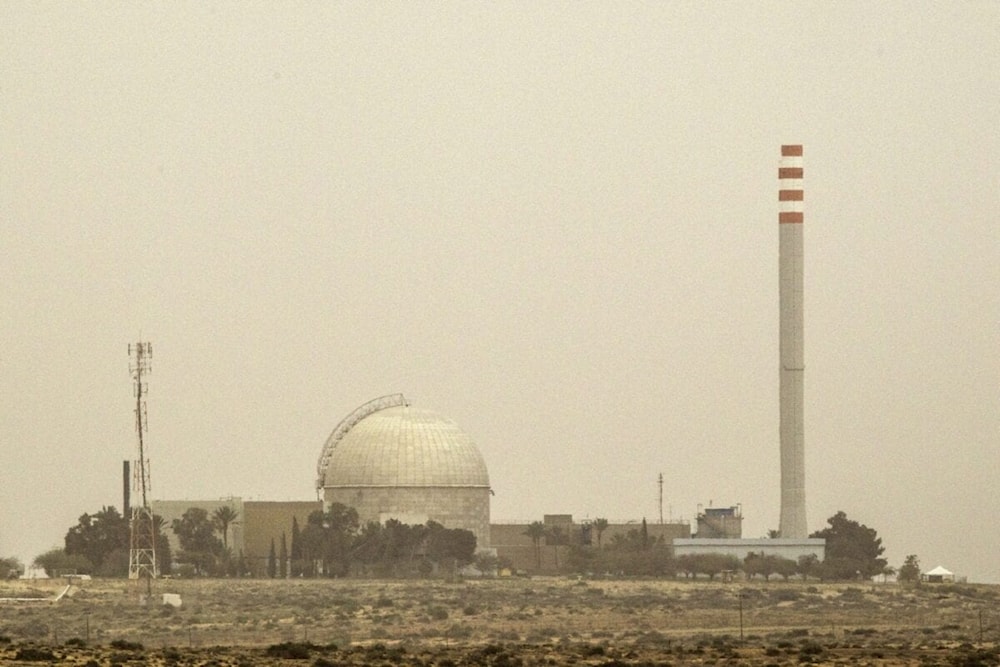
left=778, top=144, right=807, bottom=539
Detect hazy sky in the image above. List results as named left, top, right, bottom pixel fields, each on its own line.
left=2, top=3, right=998, bottom=582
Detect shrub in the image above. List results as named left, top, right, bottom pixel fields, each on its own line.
left=15, top=647, right=56, bottom=661
left=265, top=642, right=315, bottom=659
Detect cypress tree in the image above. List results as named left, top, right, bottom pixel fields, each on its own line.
left=279, top=532, right=288, bottom=579
left=290, top=516, right=301, bottom=576
left=267, top=538, right=277, bottom=578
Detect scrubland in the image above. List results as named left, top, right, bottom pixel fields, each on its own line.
left=1, top=577, right=997, bottom=665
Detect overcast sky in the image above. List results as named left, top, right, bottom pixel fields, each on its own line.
left=2, top=3, right=997, bottom=582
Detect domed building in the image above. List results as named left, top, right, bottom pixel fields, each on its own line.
left=316, top=395, right=491, bottom=548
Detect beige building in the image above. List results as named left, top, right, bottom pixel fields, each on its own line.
left=151, top=498, right=320, bottom=576
left=695, top=506, right=743, bottom=538
left=242, top=500, right=321, bottom=576
left=672, top=538, right=825, bottom=562
left=491, top=515, right=691, bottom=572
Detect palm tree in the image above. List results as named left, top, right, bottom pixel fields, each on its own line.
left=593, top=518, right=609, bottom=548
left=212, top=506, right=240, bottom=551
left=548, top=525, right=565, bottom=569
left=523, top=521, right=546, bottom=570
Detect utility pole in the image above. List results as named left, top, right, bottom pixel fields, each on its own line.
left=128, top=341, right=156, bottom=600
left=658, top=473, right=664, bottom=525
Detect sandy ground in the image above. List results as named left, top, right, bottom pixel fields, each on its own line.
left=1, top=577, right=997, bottom=665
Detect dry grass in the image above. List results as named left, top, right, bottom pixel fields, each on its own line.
left=1, top=577, right=998, bottom=665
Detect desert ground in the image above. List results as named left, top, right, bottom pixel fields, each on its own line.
left=1, top=577, right=997, bottom=666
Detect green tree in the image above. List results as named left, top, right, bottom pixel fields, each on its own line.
left=699, top=553, right=741, bottom=580
left=898, top=554, right=921, bottom=583
left=279, top=532, right=288, bottom=578
left=0, top=556, right=23, bottom=579
left=64, top=506, right=129, bottom=575
left=267, top=538, right=277, bottom=578
left=773, top=556, right=799, bottom=581
left=743, top=552, right=768, bottom=580
left=523, top=521, right=546, bottom=570
left=797, top=553, right=819, bottom=580
left=676, top=553, right=739, bottom=580
left=172, top=507, right=224, bottom=574
left=547, top=525, right=566, bottom=569
left=426, top=521, right=476, bottom=572
left=811, top=511, right=888, bottom=580
left=290, top=516, right=302, bottom=576
left=299, top=504, right=359, bottom=577
left=744, top=553, right=796, bottom=581
left=593, top=518, right=609, bottom=548
left=153, top=514, right=173, bottom=576
left=33, top=548, right=93, bottom=576
left=212, top=506, right=239, bottom=551
left=475, top=552, right=499, bottom=575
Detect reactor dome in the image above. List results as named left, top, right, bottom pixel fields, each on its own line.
left=316, top=394, right=491, bottom=548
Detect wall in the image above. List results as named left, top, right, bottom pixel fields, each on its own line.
left=490, top=519, right=691, bottom=573
left=324, top=486, right=490, bottom=550
left=151, top=498, right=244, bottom=559
left=672, top=538, right=825, bottom=562
left=242, top=501, right=321, bottom=577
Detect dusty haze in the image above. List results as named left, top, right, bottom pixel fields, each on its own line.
left=1, top=3, right=997, bottom=581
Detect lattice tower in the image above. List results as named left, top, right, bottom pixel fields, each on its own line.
left=128, top=341, right=157, bottom=596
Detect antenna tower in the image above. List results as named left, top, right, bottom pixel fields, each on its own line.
left=658, top=473, right=664, bottom=525
left=128, top=341, right=156, bottom=597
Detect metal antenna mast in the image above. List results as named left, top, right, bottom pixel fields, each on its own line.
left=658, top=473, right=664, bottom=525
left=128, top=341, right=156, bottom=597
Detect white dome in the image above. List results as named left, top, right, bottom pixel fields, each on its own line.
left=322, top=406, right=489, bottom=489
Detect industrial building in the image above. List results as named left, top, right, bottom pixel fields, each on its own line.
left=150, top=498, right=319, bottom=577
left=142, top=145, right=823, bottom=577
left=490, top=515, right=690, bottom=572
left=694, top=506, right=743, bottom=539
left=316, top=394, right=492, bottom=549
left=673, top=538, right=825, bottom=562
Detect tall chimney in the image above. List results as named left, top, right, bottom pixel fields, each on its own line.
left=778, top=144, right=807, bottom=538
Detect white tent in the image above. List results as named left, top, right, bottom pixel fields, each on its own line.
left=924, top=565, right=955, bottom=582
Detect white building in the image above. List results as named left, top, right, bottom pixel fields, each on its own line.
left=673, top=537, right=825, bottom=562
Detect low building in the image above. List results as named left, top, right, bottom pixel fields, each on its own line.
left=923, top=565, right=956, bottom=583
left=491, top=515, right=691, bottom=572
left=695, top=506, right=742, bottom=538
left=151, top=498, right=320, bottom=577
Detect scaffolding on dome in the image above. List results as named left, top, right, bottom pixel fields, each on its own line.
left=315, top=393, right=408, bottom=492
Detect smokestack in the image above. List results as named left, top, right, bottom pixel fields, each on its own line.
left=778, top=144, right=807, bottom=538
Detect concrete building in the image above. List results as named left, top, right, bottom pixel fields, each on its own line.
left=241, top=500, right=322, bottom=576
left=151, top=498, right=246, bottom=558
left=491, top=515, right=691, bottom=572
left=695, top=506, right=743, bottom=539
left=151, top=498, right=320, bottom=577
left=317, top=395, right=491, bottom=549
